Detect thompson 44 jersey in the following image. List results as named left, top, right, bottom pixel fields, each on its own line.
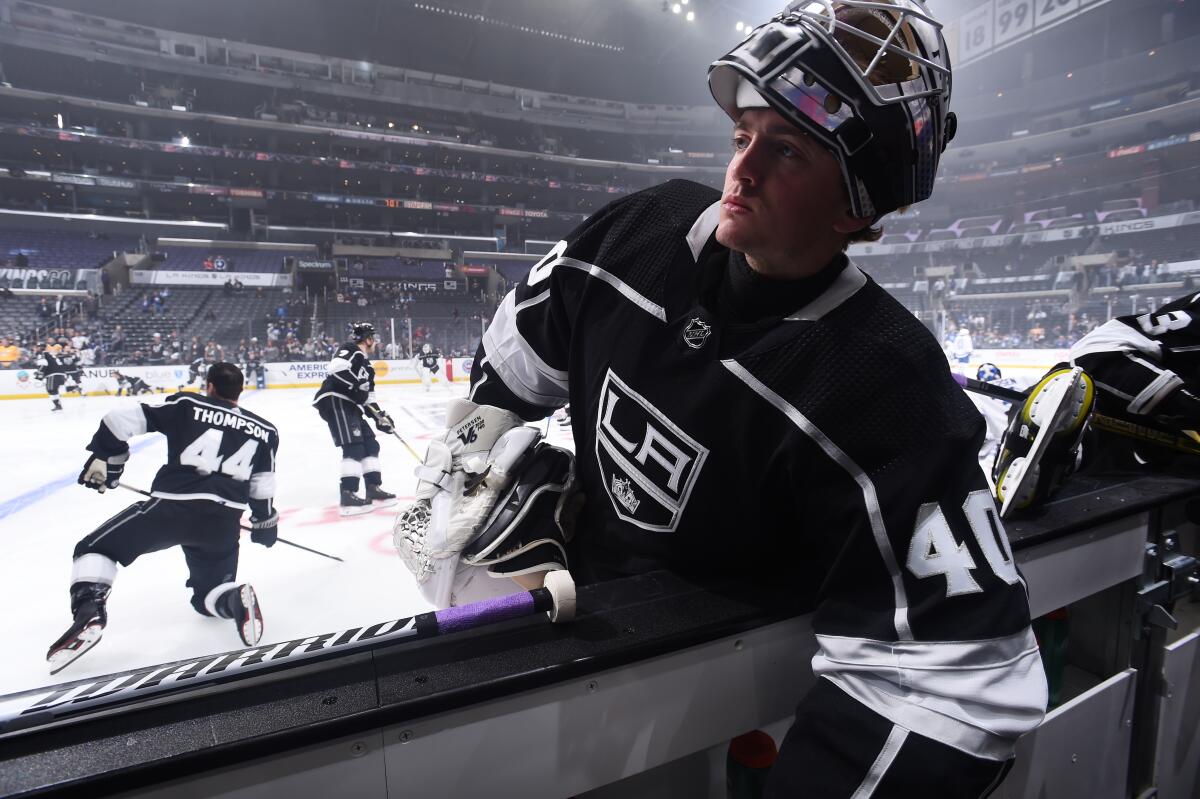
left=88, top=392, right=278, bottom=512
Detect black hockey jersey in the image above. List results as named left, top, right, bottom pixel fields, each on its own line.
left=1071, top=291, right=1200, bottom=417
left=470, top=179, right=1044, bottom=760
left=417, top=353, right=440, bottom=372
left=36, top=351, right=67, bottom=376
left=147, top=342, right=167, bottom=364
left=87, top=392, right=278, bottom=514
left=313, top=343, right=375, bottom=406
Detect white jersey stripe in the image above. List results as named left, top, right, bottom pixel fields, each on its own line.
left=850, top=723, right=908, bottom=799
left=784, top=261, right=869, bottom=322
left=482, top=290, right=570, bottom=408
left=721, top=358, right=912, bottom=640
left=685, top=200, right=721, bottom=261
left=556, top=258, right=667, bottom=322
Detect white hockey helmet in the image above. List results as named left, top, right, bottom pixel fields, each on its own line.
left=422, top=343, right=432, bottom=354
left=708, top=0, right=957, bottom=219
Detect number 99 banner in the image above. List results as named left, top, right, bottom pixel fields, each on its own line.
left=954, top=0, right=1110, bottom=67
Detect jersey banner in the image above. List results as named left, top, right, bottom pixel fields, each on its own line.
left=0, top=359, right=438, bottom=399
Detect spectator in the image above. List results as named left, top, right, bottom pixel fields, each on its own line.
left=37, top=298, right=51, bottom=319
left=128, top=349, right=146, bottom=365
left=0, top=337, right=19, bottom=369
left=100, top=269, right=111, bottom=296
left=109, top=325, right=126, bottom=353
left=1155, top=259, right=1170, bottom=282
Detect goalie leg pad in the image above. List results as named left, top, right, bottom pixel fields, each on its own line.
left=463, top=444, right=576, bottom=577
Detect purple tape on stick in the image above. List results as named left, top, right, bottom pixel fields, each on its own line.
left=434, top=590, right=537, bottom=634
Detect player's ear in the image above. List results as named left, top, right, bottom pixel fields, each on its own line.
left=832, top=207, right=872, bottom=236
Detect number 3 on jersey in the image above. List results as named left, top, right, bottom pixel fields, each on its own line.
left=906, top=490, right=1020, bottom=596
left=181, top=429, right=258, bottom=480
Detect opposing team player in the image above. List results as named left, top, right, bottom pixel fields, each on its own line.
left=35, top=341, right=70, bottom=412
left=1071, top=293, right=1200, bottom=443
left=992, top=291, right=1200, bottom=495
left=312, top=322, right=397, bottom=515
left=396, top=2, right=1044, bottom=795
left=47, top=363, right=280, bottom=674
left=413, top=343, right=441, bottom=392
left=969, top=363, right=1022, bottom=471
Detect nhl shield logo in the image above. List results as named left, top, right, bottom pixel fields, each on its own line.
left=594, top=369, right=708, bottom=532
left=683, top=318, right=711, bottom=349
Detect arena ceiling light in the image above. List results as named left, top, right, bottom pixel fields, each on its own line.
left=411, top=2, right=624, bottom=52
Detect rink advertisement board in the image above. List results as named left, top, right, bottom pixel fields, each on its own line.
left=0, top=357, right=470, bottom=399
left=129, top=270, right=293, bottom=288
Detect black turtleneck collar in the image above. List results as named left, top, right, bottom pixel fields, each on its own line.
left=713, top=250, right=848, bottom=324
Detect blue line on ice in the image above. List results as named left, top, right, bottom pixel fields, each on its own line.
left=0, top=438, right=159, bottom=521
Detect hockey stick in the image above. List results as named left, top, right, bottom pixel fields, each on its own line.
left=364, top=404, right=423, bottom=460
left=0, top=571, right=575, bottom=732
left=385, top=428, right=423, bottom=461
left=952, top=373, right=1200, bottom=458
left=116, top=483, right=345, bottom=563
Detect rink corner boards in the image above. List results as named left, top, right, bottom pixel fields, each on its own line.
left=1, top=473, right=1199, bottom=799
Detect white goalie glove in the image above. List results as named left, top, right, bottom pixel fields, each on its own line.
left=394, top=399, right=541, bottom=607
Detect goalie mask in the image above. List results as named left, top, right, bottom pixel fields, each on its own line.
left=708, top=0, right=956, bottom=219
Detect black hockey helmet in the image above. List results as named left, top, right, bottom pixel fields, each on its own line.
left=350, top=321, right=376, bottom=342
left=708, top=0, right=956, bottom=219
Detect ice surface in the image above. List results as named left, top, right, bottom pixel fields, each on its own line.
left=0, top=382, right=572, bottom=696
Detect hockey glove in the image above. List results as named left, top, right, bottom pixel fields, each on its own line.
left=393, top=399, right=540, bottom=608
left=365, top=402, right=395, bottom=434
left=78, top=452, right=128, bottom=493
left=250, top=512, right=279, bottom=548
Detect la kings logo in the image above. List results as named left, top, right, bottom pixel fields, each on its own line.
left=595, top=370, right=707, bottom=532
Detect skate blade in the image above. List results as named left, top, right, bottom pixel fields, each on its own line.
left=238, top=585, right=263, bottom=647
left=1000, top=368, right=1085, bottom=518
left=340, top=504, right=375, bottom=517
left=47, top=623, right=104, bottom=675
left=371, top=497, right=398, bottom=508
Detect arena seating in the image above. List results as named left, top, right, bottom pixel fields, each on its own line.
left=0, top=229, right=138, bottom=274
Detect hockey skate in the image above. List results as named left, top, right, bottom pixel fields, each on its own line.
left=219, top=584, right=263, bottom=646
left=340, top=490, right=374, bottom=516
left=47, top=582, right=110, bottom=675
left=51, top=399, right=63, bottom=412
left=993, top=366, right=1095, bottom=518
left=365, top=485, right=398, bottom=508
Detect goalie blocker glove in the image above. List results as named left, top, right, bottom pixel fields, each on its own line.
left=462, top=443, right=579, bottom=577
left=78, top=452, right=128, bottom=492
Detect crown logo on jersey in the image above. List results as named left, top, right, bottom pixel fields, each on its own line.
left=683, top=318, right=712, bottom=349
left=611, top=476, right=641, bottom=513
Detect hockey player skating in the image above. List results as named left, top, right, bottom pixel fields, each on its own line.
left=47, top=363, right=280, bottom=674
left=58, top=342, right=84, bottom=394
left=112, top=370, right=155, bottom=396
left=949, top=326, right=974, bottom=364
left=968, top=363, right=1022, bottom=472
left=179, top=354, right=209, bottom=391
left=35, top=342, right=70, bottom=412
left=413, top=343, right=441, bottom=392
left=312, top=322, right=398, bottom=515
left=396, top=2, right=1044, bottom=795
